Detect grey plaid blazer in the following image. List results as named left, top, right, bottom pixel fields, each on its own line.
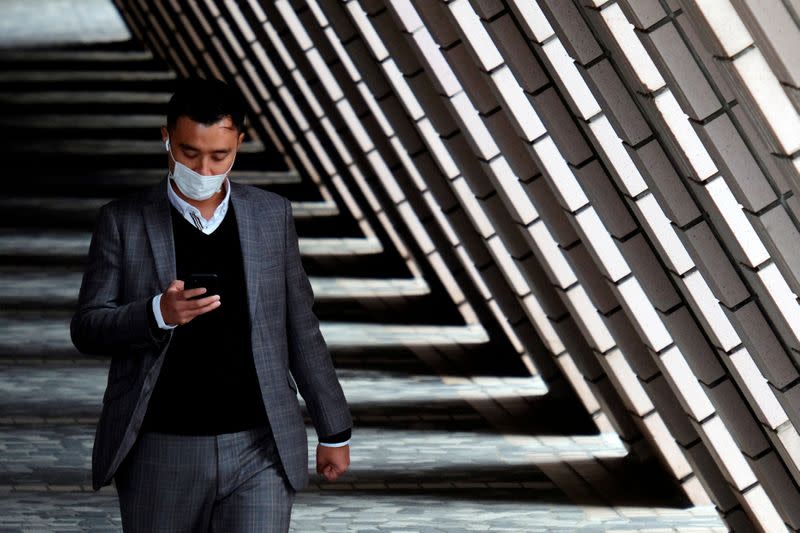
left=71, top=177, right=352, bottom=492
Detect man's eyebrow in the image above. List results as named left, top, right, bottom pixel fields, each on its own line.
left=177, top=143, right=230, bottom=154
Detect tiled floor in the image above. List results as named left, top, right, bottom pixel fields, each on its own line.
left=0, top=0, right=129, bottom=48
left=0, top=365, right=726, bottom=531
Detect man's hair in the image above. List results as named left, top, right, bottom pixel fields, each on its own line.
left=166, top=77, right=247, bottom=132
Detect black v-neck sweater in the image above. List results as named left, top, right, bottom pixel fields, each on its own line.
left=142, top=205, right=268, bottom=434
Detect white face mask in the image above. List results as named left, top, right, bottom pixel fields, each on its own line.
left=165, top=137, right=235, bottom=201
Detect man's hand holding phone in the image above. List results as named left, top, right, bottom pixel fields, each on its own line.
left=160, top=278, right=221, bottom=326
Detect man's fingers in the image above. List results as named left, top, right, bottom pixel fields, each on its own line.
left=185, top=294, right=220, bottom=308
left=167, top=279, right=184, bottom=292
left=182, top=287, right=207, bottom=299
left=183, top=299, right=221, bottom=319
left=318, top=461, right=347, bottom=481
left=324, top=465, right=337, bottom=481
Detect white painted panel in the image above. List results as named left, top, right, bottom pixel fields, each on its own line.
left=389, top=0, right=424, bottom=32
left=729, top=347, right=788, bottom=430
left=367, top=151, right=404, bottom=204
left=741, top=484, right=787, bottom=531
left=557, top=355, right=602, bottom=413
left=661, top=346, right=716, bottom=421
left=566, top=285, right=616, bottom=353
left=526, top=221, right=578, bottom=289
left=360, top=83, right=394, bottom=137
left=533, top=137, right=589, bottom=212
left=346, top=1, right=389, bottom=61
left=543, top=40, right=602, bottom=120
left=398, top=202, right=435, bottom=254
left=587, top=116, right=648, bottom=196
left=307, top=49, right=344, bottom=101
left=487, top=157, right=538, bottom=225
left=635, top=194, right=695, bottom=274
left=278, top=86, right=309, bottom=131
left=600, top=3, right=665, bottom=91
left=252, top=42, right=282, bottom=87
left=383, top=60, right=426, bottom=121
left=521, top=294, right=566, bottom=355
left=606, top=348, right=654, bottom=415
left=642, top=413, right=694, bottom=479
left=305, top=0, right=329, bottom=27
left=733, top=48, right=800, bottom=155
left=412, top=27, right=461, bottom=97
left=324, top=27, right=361, bottom=82
left=321, top=117, right=353, bottom=164
left=275, top=0, right=313, bottom=51
left=487, top=235, right=530, bottom=295
left=448, top=0, right=504, bottom=71
left=263, top=22, right=295, bottom=70
left=705, top=176, right=769, bottom=267
left=681, top=270, right=741, bottom=352
left=452, top=177, right=495, bottom=238
left=336, top=99, right=373, bottom=152
left=418, top=119, right=460, bottom=179
left=758, top=263, right=800, bottom=345
left=575, top=208, right=631, bottom=282
left=653, top=91, right=717, bottom=181
left=450, top=91, right=500, bottom=160
left=618, top=277, right=673, bottom=352
left=291, top=70, right=324, bottom=118
left=694, top=0, right=753, bottom=56
left=491, top=65, right=546, bottom=141
left=509, top=0, right=554, bottom=41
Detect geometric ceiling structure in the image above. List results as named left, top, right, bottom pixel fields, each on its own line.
left=113, top=1, right=800, bottom=530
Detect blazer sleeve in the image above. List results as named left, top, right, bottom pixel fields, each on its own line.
left=70, top=203, right=167, bottom=356
left=283, top=197, right=353, bottom=440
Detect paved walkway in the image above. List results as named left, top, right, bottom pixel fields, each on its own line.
left=0, top=355, right=727, bottom=531
left=0, top=0, right=129, bottom=49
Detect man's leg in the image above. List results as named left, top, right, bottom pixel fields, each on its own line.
left=114, top=432, right=217, bottom=532
left=210, top=426, right=295, bottom=532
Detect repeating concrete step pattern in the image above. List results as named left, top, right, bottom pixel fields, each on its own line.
left=0, top=231, right=383, bottom=260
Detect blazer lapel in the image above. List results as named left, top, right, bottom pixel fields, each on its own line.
left=143, top=178, right=176, bottom=290
left=231, top=184, right=262, bottom=322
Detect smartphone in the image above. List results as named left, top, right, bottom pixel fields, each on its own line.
left=185, top=273, right=220, bottom=300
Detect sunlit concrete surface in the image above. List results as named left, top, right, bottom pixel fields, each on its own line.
left=0, top=231, right=384, bottom=259
left=0, top=270, right=430, bottom=307
left=0, top=0, right=129, bottom=49
left=0, top=318, right=491, bottom=357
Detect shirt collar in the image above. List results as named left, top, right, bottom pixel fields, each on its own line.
left=166, top=176, right=231, bottom=235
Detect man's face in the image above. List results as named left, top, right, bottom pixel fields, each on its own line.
left=161, top=115, right=245, bottom=176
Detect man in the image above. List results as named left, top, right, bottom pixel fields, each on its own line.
left=71, top=78, right=352, bottom=532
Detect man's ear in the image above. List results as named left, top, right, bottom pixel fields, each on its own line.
left=237, top=131, right=245, bottom=147
left=161, top=125, right=169, bottom=143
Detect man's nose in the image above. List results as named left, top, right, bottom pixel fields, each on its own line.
left=194, top=159, right=214, bottom=175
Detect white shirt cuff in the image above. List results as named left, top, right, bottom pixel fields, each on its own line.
left=319, top=440, right=350, bottom=448
left=152, top=293, right=177, bottom=330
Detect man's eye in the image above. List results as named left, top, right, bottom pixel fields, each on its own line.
left=213, top=156, right=227, bottom=162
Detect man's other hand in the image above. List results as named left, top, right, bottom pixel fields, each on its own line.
left=316, top=444, right=350, bottom=482
left=160, top=279, right=221, bottom=326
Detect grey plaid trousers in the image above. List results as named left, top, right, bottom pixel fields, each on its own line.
left=114, top=425, right=294, bottom=532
